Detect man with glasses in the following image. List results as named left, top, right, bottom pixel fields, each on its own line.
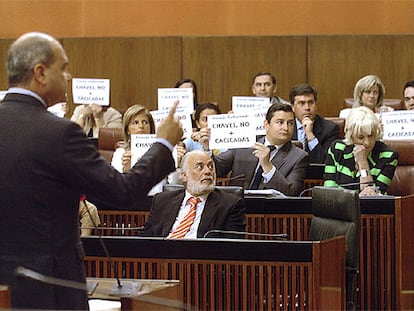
left=290, top=83, right=339, bottom=164
left=403, top=80, right=414, bottom=110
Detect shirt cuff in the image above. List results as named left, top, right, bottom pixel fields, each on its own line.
left=307, top=137, right=319, bottom=151
left=262, top=165, right=276, bottom=183
left=155, top=138, right=174, bottom=152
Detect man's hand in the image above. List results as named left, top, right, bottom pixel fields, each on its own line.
left=302, top=117, right=315, bottom=140
left=156, top=101, right=184, bottom=146
left=252, top=142, right=273, bottom=173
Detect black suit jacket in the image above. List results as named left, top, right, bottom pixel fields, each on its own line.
left=292, top=114, right=339, bottom=164
left=0, top=93, right=175, bottom=310
left=141, top=188, right=246, bottom=238
left=213, top=139, right=309, bottom=196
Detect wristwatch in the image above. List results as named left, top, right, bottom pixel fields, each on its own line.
left=360, top=169, right=369, bottom=178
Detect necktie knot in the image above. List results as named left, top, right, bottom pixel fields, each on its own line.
left=189, top=196, right=201, bottom=207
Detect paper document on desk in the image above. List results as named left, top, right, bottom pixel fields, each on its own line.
left=244, top=189, right=286, bottom=197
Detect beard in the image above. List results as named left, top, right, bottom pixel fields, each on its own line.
left=186, top=176, right=216, bottom=196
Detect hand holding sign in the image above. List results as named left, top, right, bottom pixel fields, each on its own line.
left=156, top=100, right=184, bottom=146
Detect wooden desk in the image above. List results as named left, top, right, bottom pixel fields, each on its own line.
left=83, top=236, right=345, bottom=311
left=94, top=194, right=414, bottom=310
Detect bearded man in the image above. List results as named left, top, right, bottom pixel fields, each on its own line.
left=141, top=150, right=246, bottom=238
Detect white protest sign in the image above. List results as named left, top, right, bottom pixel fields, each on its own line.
left=232, top=96, right=271, bottom=136
left=130, top=134, right=157, bottom=165
left=208, top=114, right=256, bottom=150
left=72, top=78, right=110, bottom=106
left=150, top=108, right=192, bottom=139
left=381, top=110, right=414, bottom=140
left=157, top=88, right=193, bottom=114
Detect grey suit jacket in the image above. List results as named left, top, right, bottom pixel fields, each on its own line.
left=214, top=139, right=309, bottom=196
left=0, top=93, right=175, bottom=310
left=142, top=188, right=246, bottom=238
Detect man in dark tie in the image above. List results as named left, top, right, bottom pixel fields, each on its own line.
left=199, top=103, right=309, bottom=196
left=0, top=32, right=183, bottom=310
left=290, top=83, right=339, bottom=164
left=141, top=150, right=246, bottom=238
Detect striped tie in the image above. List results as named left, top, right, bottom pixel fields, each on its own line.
left=169, top=197, right=201, bottom=239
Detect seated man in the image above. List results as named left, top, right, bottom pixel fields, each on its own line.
left=290, top=83, right=339, bottom=164
left=251, top=72, right=290, bottom=105
left=403, top=80, right=414, bottom=110
left=141, top=150, right=246, bottom=238
left=199, top=103, right=310, bottom=196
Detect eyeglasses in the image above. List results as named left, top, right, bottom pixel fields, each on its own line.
left=404, top=96, right=414, bottom=103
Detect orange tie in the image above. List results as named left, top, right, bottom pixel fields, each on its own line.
left=169, top=197, right=201, bottom=239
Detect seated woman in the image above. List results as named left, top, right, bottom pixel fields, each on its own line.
left=340, top=75, right=393, bottom=118
left=71, top=104, right=122, bottom=138
left=111, top=104, right=185, bottom=193
left=324, top=106, right=399, bottom=196
left=184, top=102, right=222, bottom=153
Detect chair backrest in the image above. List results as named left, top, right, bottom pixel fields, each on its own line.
left=163, top=184, right=244, bottom=198
left=97, top=127, right=123, bottom=162
left=309, top=186, right=360, bottom=270
left=383, top=140, right=414, bottom=196
left=344, top=98, right=404, bottom=110
left=325, top=117, right=345, bottom=139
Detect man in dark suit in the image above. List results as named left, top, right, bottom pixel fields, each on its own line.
left=0, top=32, right=183, bottom=310
left=198, top=103, right=309, bottom=196
left=141, top=150, right=246, bottom=238
left=290, top=83, right=339, bottom=164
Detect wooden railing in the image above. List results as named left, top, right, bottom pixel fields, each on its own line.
left=91, top=195, right=414, bottom=310
left=83, top=236, right=345, bottom=310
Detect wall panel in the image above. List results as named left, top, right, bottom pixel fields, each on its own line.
left=61, top=37, right=182, bottom=116
left=308, top=35, right=414, bottom=117
left=182, top=36, right=307, bottom=112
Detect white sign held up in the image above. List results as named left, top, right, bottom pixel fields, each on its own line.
left=72, top=78, right=110, bottom=106
left=208, top=114, right=256, bottom=150
left=381, top=110, right=414, bottom=140
left=232, top=96, right=270, bottom=136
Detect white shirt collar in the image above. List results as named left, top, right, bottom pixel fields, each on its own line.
left=7, top=87, right=47, bottom=107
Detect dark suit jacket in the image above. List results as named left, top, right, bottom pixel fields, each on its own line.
left=292, top=114, right=339, bottom=164
left=213, top=139, right=309, bottom=196
left=141, top=188, right=246, bottom=238
left=0, top=93, right=175, bottom=310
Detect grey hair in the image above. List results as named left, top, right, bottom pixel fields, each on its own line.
left=6, top=32, right=56, bottom=85
left=343, top=106, right=382, bottom=145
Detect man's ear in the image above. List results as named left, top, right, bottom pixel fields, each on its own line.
left=32, top=63, right=47, bottom=85
left=264, top=119, right=269, bottom=131
left=180, top=170, right=187, bottom=183
left=273, top=85, right=278, bottom=95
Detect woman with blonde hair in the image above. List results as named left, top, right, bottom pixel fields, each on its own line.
left=111, top=104, right=185, bottom=193
left=324, top=106, right=398, bottom=196
left=340, top=75, right=393, bottom=118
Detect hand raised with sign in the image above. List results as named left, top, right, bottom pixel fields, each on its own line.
left=156, top=100, right=184, bottom=147
left=252, top=142, right=273, bottom=174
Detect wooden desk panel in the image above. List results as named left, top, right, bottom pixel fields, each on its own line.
left=94, top=195, right=414, bottom=310
left=83, top=237, right=345, bottom=311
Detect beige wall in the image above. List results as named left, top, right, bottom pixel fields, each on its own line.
left=0, top=2, right=412, bottom=117
left=0, top=1, right=413, bottom=38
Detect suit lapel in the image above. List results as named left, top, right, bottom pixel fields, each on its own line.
left=272, top=142, right=291, bottom=170
left=197, top=191, right=220, bottom=237
left=162, top=191, right=185, bottom=236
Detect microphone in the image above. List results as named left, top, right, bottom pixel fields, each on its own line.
left=80, top=198, right=123, bottom=289
left=203, top=229, right=288, bottom=240
left=299, top=181, right=375, bottom=197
